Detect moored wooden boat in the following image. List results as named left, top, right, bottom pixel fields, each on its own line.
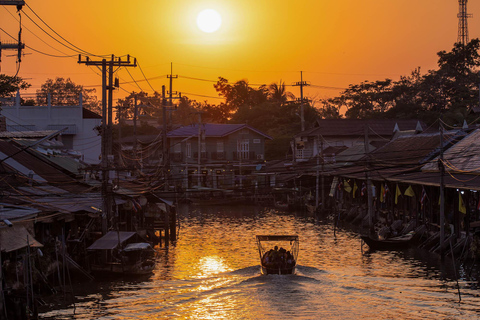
left=361, top=232, right=415, bottom=251
left=256, top=235, right=299, bottom=275
left=87, top=231, right=156, bottom=275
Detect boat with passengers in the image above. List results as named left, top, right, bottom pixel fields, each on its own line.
left=256, top=235, right=299, bottom=274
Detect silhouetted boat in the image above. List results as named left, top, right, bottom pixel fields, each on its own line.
left=87, top=231, right=156, bottom=275
left=361, top=232, right=415, bottom=251
left=256, top=235, right=299, bottom=274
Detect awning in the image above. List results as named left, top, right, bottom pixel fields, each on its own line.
left=0, top=226, right=43, bottom=252
left=87, top=231, right=137, bottom=250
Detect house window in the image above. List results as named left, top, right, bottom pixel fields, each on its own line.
left=296, top=149, right=304, bottom=159
left=253, top=139, right=260, bottom=144
left=237, top=139, right=249, bottom=159
left=217, top=141, right=224, bottom=152
left=186, top=142, right=191, bottom=158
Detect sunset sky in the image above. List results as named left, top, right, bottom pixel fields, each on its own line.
left=1, top=1, right=478, bottom=107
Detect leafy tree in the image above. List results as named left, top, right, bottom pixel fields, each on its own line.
left=214, top=77, right=268, bottom=119
left=116, top=91, right=163, bottom=124
left=321, top=39, right=480, bottom=126
left=172, top=96, right=208, bottom=125
left=0, top=74, right=30, bottom=98
left=317, top=98, right=343, bottom=119
left=36, top=77, right=99, bottom=113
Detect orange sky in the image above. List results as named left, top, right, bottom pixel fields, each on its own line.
left=0, top=1, right=478, bottom=108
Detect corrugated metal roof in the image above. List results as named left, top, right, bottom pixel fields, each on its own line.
left=87, top=231, right=137, bottom=250
left=46, top=124, right=77, bottom=134
left=6, top=125, right=37, bottom=132
left=167, top=123, right=273, bottom=139
left=422, top=128, right=480, bottom=174
left=370, top=132, right=445, bottom=166
left=0, top=140, right=89, bottom=193
left=17, top=186, right=69, bottom=195
left=0, top=150, right=48, bottom=183
left=0, top=225, right=43, bottom=252
left=31, top=194, right=126, bottom=213
left=0, top=204, right=40, bottom=221
left=0, top=130, right=57, bottom=138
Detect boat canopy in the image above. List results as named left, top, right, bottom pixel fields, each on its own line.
left=123, top=242, right=152, bottom=252
left=256, top=235, right=298, bottom=242
left=87, top=231, right=137, bottom=250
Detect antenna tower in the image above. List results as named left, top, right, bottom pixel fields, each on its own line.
left=458, top=0, right=472, bottom=45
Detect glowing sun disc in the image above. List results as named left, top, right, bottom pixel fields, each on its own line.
left=196, top=9, right=222, bottom=33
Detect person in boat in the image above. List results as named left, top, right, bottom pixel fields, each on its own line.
left=285, top=251, right=295, bottom=268
left=263, top=246, right=281, bottom=269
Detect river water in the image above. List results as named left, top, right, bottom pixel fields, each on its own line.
left=39, top=205, right=480, bottom=319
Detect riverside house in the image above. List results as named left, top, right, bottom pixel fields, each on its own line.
left=167, top=123, right=272, bottom=190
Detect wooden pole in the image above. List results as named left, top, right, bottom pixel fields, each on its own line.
left=440, top=124, right=445, bottom=258
left=365, top=125, right=374, bottom=235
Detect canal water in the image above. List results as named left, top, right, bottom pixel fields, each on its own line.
left=40, top=205, right=480, bottom=319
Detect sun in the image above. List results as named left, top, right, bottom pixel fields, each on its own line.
left=196, top=9, right=222, bottom=33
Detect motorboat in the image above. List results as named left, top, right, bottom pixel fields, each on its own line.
left=255, top=235, right=299, bottom=275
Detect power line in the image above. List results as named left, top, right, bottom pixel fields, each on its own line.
left=24, top=3, right=105, bottom=57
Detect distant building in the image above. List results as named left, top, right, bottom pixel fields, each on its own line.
left=167, top=123, right=272, bottom=189
left=293, top=119, right=426, bottom=162
left=0, top=92, right=102, bottom=164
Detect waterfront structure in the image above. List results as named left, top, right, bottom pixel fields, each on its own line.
left=0, top=93, right=102, bottom=164
left=167, top=123, right=272, bottom=190
left=293, top=119, right=426, bottom=162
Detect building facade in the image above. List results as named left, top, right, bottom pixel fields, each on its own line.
left=167, top=123, right=272, bottom=189
left=0, top=93, right=102, bottom=164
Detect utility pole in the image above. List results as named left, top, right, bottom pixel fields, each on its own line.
left=78, top=54, right=136, bottom=233
left=439, top=123, right=446, bottom=258
left=193, top=111, right=204, bottom=187
left=0, top=1, right=25, bottom=67
left=133, top=94, right=138, bottom=161
left=167, top=63, right=180, bottom=126
left=365, top=125, right=374, bottom=235
left=315, top=136, right=320, bottom=208
left=167, top=63, right=178, bottom=106
left=293, top=71, right=310, bottom=132
left=161, top=85, right=170, bottom=190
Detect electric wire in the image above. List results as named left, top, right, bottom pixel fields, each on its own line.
left=24, top=3, right=106, bottom=57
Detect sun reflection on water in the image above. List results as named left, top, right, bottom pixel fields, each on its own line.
left=196, top=255, right=230, bottom=278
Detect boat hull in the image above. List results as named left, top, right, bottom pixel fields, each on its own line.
left=90, top=260, right=155, bottom=276
left=361, top=234, right=414, bottom=251
left=261, top=265, right=296, bottom=275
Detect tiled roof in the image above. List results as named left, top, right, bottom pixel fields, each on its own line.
left=167, top=123, right=272, bottom=139
left=299, top=119, right=426, bottom=137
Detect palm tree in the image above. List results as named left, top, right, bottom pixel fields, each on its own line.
left=267, top=81, right=295, bottom=105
